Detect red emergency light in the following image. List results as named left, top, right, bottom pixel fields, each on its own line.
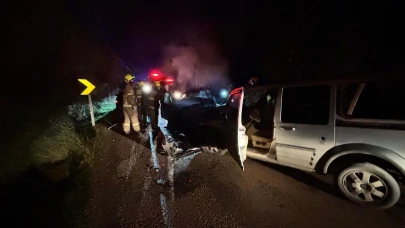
left=149, top=69, right=163, bottom=81
left=165, top=77, right=174, bottom=85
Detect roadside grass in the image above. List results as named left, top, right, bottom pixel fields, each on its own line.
left=0, top=97, right=116, bottom=227
left=1, top=96, right=116, bottom=181
left=0, top=114, right=91, bottom=182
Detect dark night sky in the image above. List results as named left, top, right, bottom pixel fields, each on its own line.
left=9, top=0, right=400, bottom=88
left=68, top=0, right=405, bottom=85
left=73, top=0, right=255, bottom=82
left=3, top=0, right=405, bottom=134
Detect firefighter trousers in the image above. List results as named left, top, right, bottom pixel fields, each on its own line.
left=136, top=104, right=143, bottom=124
left=141, top=105, right=158, bottom=131
left=123, top=106, right=140, bottom=134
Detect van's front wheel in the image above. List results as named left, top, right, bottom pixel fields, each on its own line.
left=337, top=163, right=400, bottom=209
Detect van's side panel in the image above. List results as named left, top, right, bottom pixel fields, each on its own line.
left=335, top=126, right=405, bottom=159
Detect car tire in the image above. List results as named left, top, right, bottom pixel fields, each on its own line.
left=202, top=146, right=226, bottom=156
left=337, top=162, right=400, bottom=209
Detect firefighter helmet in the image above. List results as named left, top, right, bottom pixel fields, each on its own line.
left=124, top=74, right=135, bottom=82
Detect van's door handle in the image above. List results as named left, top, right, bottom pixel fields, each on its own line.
left=279, top=126, right=295, bottom=131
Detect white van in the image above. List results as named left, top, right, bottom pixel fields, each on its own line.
left=222, top=80, right=405, bottom=209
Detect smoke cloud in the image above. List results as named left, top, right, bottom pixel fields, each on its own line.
left=160, top=31, right=229, bottom=91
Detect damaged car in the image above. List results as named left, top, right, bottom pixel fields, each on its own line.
left=164, top=88, right=222, bottom=133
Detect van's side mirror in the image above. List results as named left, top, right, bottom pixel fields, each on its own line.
left=249, top=109, right=261, bottom=123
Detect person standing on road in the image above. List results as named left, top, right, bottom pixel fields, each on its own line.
left=122, top=74, right=140, bottom=135
left=135, top=80, right=145, bottom=128
left=160, top=81, right=172, bottom=119
left=154, top=81, right=166, bottom=119
left=140, top=78, right=160, bottom=133
left=153, top=80, right=166, bottom=147
left=151, top=81, right=161, bottom=132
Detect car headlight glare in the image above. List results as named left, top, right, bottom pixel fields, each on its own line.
left=142, top=84, right=152, bottom=93
left=220, top=89, right=229, bottom=98
left=173, top=91, right=182, bottom=100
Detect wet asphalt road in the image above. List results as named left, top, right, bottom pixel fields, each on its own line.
left=85, top=122, right=405, bottom=228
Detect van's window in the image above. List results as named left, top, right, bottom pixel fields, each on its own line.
left=342, top=81, right=405, bottom=120
left=226, top=92, right=242, bottom=122
left=242, top=89, right=268, bottom=108
left=227, top=92, right=241, bottom=109
left=281, top=85, right=330, bottom=125
left=341, top=84, right=360, bottom=115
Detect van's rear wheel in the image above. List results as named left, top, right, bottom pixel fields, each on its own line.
left=337, top=162, right=400, bottom=209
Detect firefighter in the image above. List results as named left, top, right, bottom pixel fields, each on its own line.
left=140, top=78, right=161, bottom=133
left=135, top=80, right=145, bottom=128
left=162, top=81, right=172, bottom=104
left=153, top=80, right=162, bottom=130
left=155, top=81, right=166, bottom=117
left=122, top=74, right=140, bottom=135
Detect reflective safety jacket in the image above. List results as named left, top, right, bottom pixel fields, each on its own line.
left=135, top=82, right=143, bottom=106
left=155, top=86, right=166, bottom=104
left=142, top=81, right=160, bottom=107
left=123, top=84, right=136, bottom=108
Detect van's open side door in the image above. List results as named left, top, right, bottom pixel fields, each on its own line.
left=224, top=87, right=248, bottom=169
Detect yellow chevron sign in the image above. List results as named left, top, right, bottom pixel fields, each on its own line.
left=78, top=79, right=96, bottom=95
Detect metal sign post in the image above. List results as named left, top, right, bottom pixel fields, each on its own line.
left=78, top=79, right=96, bottom=127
